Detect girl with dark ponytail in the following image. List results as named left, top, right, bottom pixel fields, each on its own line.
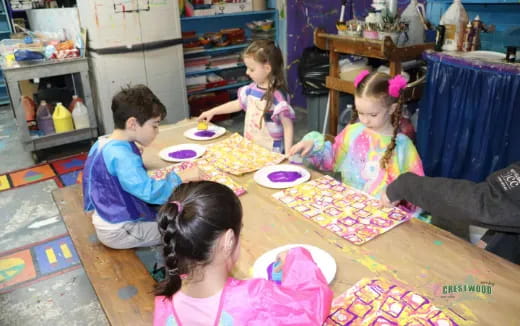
left=154, top=181, right=333, bottom=325
left=289, top=71, right=424, bottom=214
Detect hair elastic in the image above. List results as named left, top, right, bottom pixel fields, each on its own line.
left=388, top=75, right=407, bottom=98
left=354, top=70, right=371, bottom=88
left=170, top=201, right=183, bottom=214
left=168, top=267, right=179, bottom=276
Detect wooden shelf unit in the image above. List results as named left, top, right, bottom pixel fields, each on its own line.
left=313, top=28, right=435, bottom=135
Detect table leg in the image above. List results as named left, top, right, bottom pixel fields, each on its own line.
left=329, top=51, right=340, bottom=135
left=389, top=61, right=402, bottom=76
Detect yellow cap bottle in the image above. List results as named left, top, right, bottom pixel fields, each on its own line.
left=52, top=102, right=75, bottom=133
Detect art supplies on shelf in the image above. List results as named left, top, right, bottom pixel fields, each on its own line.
left=52, top=102, right=74, bottom=133
left=71, top=101, right=90, bottom=129
left=440, top=0, right=469, bottom=51
left=0, top=24, right=84, bottom=67
left=36, top=100, right=54, bottom=135
left=273, top=175, right=411, bottom=245
left=182, top=29, right=247, bottom=52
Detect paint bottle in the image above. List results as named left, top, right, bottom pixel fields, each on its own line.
left=463, top=22, right=473, bottom=52
left=440, top=0, right=468, bottom=51
left=506, top=46, right=516, bottom=63
left=36, top=100, right=55, bottom=135
left=72, top=101, right=90, bottom=129
left=401, top=0, right=426, bottom=45
left=22, top=96, right=37, bottom=130
left=435, top=25, right=446, bottom=51
left=52, top=102, right=75, bottom=133
left=68, top=95, right=83, bottom=112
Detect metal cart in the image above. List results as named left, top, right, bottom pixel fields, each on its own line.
left=2, top=57, right=98, bottom=160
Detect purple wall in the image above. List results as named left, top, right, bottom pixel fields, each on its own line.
left=286, top=0, right=421, bottom=107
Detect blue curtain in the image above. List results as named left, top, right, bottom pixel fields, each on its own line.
left=417, top=52, right=520, bottom=182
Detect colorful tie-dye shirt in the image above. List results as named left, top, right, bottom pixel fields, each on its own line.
left=303, top=122, right=424, bottom=199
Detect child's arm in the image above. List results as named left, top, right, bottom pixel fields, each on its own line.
left=253, top=247, right=333, bottom=324
left=280, top=114, right=294, bottom=153
left=290, top=128, right=348, bottom=171
left=105, top=143, right=181, bottom=205
left=197, top=99, right=241, bottom=122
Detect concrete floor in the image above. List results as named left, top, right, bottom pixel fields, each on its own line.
left=0, top=105, right=33, bottom=174
left=0, top=104, right=109, bottom=325
left=0, top=103, right=310, bottom=325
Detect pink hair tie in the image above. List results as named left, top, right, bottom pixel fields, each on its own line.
left=388, top=75, right=407, bottom=98
left=354, top=70, right=370, bottom=88
left=170, top=200, right=183, bottom=214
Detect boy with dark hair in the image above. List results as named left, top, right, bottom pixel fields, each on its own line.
left=83, top=85, right=199, bottom=249
left=382, top=162, right=520, bottom=264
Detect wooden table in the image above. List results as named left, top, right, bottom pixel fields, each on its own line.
left=313, top=29, right=434, bottom=136
left=143, top=119, right=520, bottom=325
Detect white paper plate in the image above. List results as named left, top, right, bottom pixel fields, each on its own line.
left=184, top=125, right=226, bottom=141
left=252, top=244, right=336, bottom=284
left=462, top=51, right=506, bottom=61
left=253, top=164, right=310, bottom=189
left=159, top=144, right=206, bottom=162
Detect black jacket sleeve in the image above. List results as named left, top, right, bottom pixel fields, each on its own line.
left=386, top=162, right=520, bottom=233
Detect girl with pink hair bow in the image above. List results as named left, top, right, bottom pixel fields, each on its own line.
left=289, top=71, right=425, bottom=217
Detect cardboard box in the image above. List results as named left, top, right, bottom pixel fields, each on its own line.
left=193, top=8, right=216, bottom=16
left=214, top=1, right=253, bottom=14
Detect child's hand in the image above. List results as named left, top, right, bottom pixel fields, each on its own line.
left=288, top=140, right=314, bottom=157
left=197, top=110, right=214, bottom=123
left=177, top=166, right=204, bottom=183
left=381, top=191, right=398, bottom=208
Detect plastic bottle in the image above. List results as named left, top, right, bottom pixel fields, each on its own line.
left=387, top=0, right=398, bottom=17
left=72, top=101, right=90, bottom=129
left=440, top=0, right=468, bottom=51
left=401, top=0, right=426, bottom=45
left=52, top=102, right=74, bottom=133
left=22, top=96, right=37, bottom=130
left=36, top=100, right=55, bottom=135
left=68, top=95, right=83, bottom=112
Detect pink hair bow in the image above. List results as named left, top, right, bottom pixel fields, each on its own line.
left=354, top=70, right=370, bottom=88
left=388, top=75, right=407, bottom=98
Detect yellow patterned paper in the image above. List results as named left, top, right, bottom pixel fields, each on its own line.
left=325, top=278, right=461, bottom=325
left=272, top=175, right=410, bottom=245
left=148, top=161, right=246, bottom=196
left=203, top=133, right=285, bottom=175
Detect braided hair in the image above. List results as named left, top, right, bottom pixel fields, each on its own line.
left=155, top=181, right=243, bottom=298
left=353, top=72, right=404, bottom=169
left=243, top=40, right=288, bottom=127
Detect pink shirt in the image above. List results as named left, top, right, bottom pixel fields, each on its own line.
left=154, top=248, right=333, bottom=326
left=170, top=289, right=223, bottom=326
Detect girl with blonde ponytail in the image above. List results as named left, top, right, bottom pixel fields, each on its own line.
left=289, top=71, right=424, bottom=209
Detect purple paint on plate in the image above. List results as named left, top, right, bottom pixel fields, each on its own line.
left=194, top=130, right=216, bottom=137
left=267, top=171, right=302, bottom=182
left=168, top=149, right=197, bottom=159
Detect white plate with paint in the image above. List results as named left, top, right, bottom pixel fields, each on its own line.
left=184, top=125, right=226, bottom=141
left=461, top=51, right=506, bottom=61
left=159, top=144, right=206, bottom=162
left=252, top=244, right=336, bottom=284
left=253, top=164, right=310, bottom=189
